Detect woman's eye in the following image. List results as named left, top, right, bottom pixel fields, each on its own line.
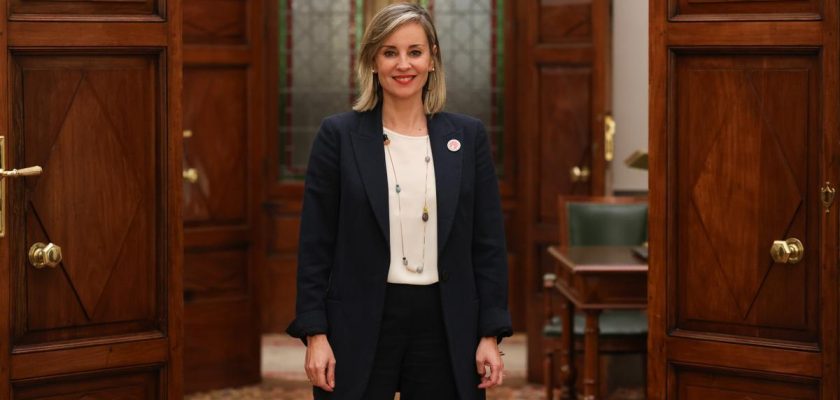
left=410, top=50, right=423, bottom=57
left=383, top=50, right=397, bottom=57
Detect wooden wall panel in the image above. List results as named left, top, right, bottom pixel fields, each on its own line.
left=12, top=368, right=160, bottom=399
left=10, top=0, right=159, bottom=18
left=12, top=54, right=161, bottom=346
left=670, top=0, right=821, bottom=20
left=183, top=0, right=247, bottom=45
left=538, top=2, right=591, bottom=44
left=674, top=367, right=818, bottom=400
left=672, top=53, right=819, bottom=344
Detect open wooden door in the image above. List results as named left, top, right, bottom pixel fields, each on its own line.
left=0, top=0, right=183, bottom=397
left=516, top=0, right=612, bottom=382
left=649, top=1, right=837, bottom=399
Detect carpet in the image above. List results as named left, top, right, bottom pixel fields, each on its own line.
left=186, top=333, right=547, bottom=399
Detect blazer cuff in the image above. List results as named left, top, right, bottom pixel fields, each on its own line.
left=286, top=309, right=328, bottom=344
left=479, top=306, right=513, bottom=341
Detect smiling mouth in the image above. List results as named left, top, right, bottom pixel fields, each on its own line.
left=393, top=75, right=415, bottom=84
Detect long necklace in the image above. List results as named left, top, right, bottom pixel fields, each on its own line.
left=383, top=131, right=431, bottom=274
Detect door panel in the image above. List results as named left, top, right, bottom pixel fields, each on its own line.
left=675, top=368, right=818, bottom=400
left=538, top=66, right=592, bottom=223
left=12, top=368, right=160, bottom=399
left=183, top=66, right=247, bottom=224
left=674, top=53, right=819, bottom=343
left=13, top=55, right=160, bottom=345
left=670, top=0, right=821, bottom=20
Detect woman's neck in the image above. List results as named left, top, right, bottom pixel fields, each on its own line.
left=382, top=97, right=427, bottom=136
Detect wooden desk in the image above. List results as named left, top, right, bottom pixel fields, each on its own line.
left=546, top=246, right=648, bottom=400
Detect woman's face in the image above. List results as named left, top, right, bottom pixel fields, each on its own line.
left=374, top=22, right=434, bottom=105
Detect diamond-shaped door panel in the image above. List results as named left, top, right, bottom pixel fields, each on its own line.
left=29, top=76, right=142, bottom=318
left=676, top=54, right=816, bottom=343
left=691, top=83, right=803, bottom=318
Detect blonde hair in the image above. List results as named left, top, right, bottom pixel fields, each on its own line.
left=353, top=3, right=446, bottom=114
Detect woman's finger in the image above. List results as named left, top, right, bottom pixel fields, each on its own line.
left=327, top=358, right=336, bottom=389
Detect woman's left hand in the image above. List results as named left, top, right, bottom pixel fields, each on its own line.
left=475, top=336, right=504, bottom=389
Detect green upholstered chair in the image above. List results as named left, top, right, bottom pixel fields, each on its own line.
left=544, top=196, right=648, bottom=400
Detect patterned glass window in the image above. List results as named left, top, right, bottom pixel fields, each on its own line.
left=278, top=0, right=504, bottom=180
left=431, top=0, right=505, bottom=175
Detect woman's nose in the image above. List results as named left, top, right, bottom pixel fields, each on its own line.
left=397, top=56, right=411, bottom=70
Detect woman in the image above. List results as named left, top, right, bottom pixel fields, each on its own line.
left=286, top=4, right=512, bottom=399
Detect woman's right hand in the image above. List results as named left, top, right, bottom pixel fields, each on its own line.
left=305, top=334, right=336, bottom=392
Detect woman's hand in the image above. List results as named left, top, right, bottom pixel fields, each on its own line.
left=305, top=334, right=336, bottom=392
left=476, top=336, right=504, bottom=389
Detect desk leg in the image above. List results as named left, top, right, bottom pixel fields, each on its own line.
left=559, top=299, right=574, bottom=399
left=583, top=310, right=601, bottom=400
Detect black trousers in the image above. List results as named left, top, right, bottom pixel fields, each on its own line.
left=361, top=283, right=460, bottom=400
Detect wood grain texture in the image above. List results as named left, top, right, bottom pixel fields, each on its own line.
left=0, top=0, right=183, bottom=394
left=12, top=367, right=160, bottom=399
left=671, top=0, right=821, bottom=21
left=183, top=0, right=246, bottom=45
left=674, top=53, right=819, bottom=343
left=183, top=66, right=248, bottom=225
left=12, top=54, right=161, bottom=345
left=649, top=0, right=839, bottom=398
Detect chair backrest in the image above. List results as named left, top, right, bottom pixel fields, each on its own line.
left=558, top=195, right=648, bottom=247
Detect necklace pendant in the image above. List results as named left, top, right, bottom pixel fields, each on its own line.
left=425, top=156, right=430, bottom=163
left=416, top=264, right=424, bottom=274
left=402, top=257, right=408, bottom=266
left=395, top=184, right=401, bottom=193
left=383, top=134, right=391, bottom=146
left=422, top=207, right=429, bottom=222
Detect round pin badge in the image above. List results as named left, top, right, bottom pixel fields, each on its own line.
left=447, top=139, right=461, bottom=152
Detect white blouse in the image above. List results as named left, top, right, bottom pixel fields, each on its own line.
left=383, top=127, right=439, bottom=285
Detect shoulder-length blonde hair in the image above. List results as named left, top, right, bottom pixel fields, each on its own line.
left=353, top=3, right=446, bottom=115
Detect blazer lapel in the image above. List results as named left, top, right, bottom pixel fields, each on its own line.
left=429, top=113, right=462, bottom=254
left=349, top=105, right=390, bottom=243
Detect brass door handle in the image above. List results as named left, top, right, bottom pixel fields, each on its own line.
left=770, top=238, right=804, bottom=264
left=604, top=114, right=615, bottom=162
left=29, top=242, right=62, bottom=269
left=570, top=166, right=590, bottom=183
left=183, top=168, right=198, bottom=183
left=0, top=166, right=42, bottom=178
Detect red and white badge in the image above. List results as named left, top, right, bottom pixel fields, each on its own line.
left=447, top=139, right=461, bottom=152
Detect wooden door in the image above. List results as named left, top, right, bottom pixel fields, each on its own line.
left=516, top=0, right=611, bottom=382
left=181, top=0, right=265, bottom=392
left=649, top=1, right=837, bottom=399
left=0, top=0, right=184, bottom=397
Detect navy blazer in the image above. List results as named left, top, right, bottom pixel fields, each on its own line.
left=287, top=104, right=513, bottom=400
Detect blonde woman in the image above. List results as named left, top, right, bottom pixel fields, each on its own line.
left=287, top=4, right=512, bottom=399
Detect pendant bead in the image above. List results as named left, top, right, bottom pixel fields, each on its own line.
left=396, top=184, right=401, bottom=193
left=417, top=264, right=424, bottom=274
left=402, top=257, right=408, bottom=266
left=422, top=208, right=429, bottom=222
left=425, top=156, right=431, bottom=163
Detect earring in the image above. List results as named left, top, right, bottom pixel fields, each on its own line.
left=372, top=69, right=377, bottom=74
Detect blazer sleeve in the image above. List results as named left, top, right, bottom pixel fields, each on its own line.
left=286, top=119, right=341, bottom=343
left=471, top=121, right=514, bottom=340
